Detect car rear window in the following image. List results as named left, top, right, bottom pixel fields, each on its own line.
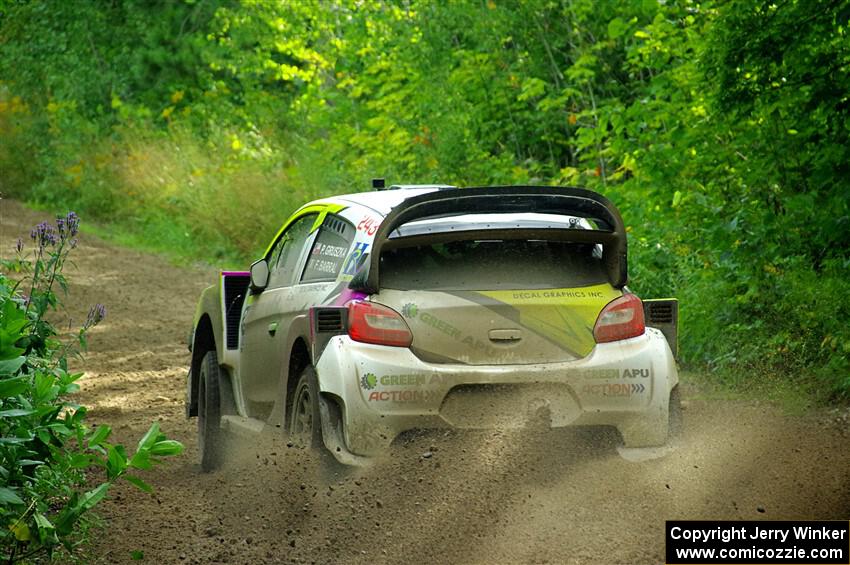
left=380, top=239, right=608, bottom=291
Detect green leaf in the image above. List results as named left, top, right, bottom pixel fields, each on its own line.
left=136, top=422, right=161, bottom=453
left=0, top=436, right=31, bottom=445
left=149, top=440, right=184, bottom=457
left=34, top=513, right=56, bottom=544
left=34, top=371, right=57, bottom=401
left=106, top=445, right=128, bottom=479
left=33, top=513, right=53, bottom=530
left=54, top=493, right=80, bottom=536
left=607, top=17, right=626, bottom=39
left=0, top=356, right=26, bottom=375
left=517, top=77, right=546, bottom=102
left=0, top=376, right=28, bottom=398
left=76, top=483, right=110, bottom=513
left=9, top=520, right=30, bottom=541
left=0, top=487, right=24, bottom=505
left=641, top=0, right=658, bottom=15
left=36, top=429, right=51, bottom=444
left=129, top=450, right=152, bottom=471
left=124, top=474, right=153, bottom=493
left=131, top=550, right=145, bottom=560
left=88, top=425, right=111, bottom=448
left=69, top=453, right=95, bottom=469
left=672, top=190, right=682, bottom=208
left=18, top=459, right=44, bottom=467
left=0, top=408, right=36, bottom=417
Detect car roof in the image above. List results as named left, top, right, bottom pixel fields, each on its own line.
left=317, top=185, right=455, bottom=216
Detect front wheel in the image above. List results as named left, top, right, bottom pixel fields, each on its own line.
left=198, top=350, right=224, bottom=472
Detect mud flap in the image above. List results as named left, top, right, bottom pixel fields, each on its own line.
left=317, top=394, right=372, bottom=467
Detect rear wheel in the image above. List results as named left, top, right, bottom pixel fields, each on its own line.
left=198, top=350, right=223, bottom=472
left=289, top=366, right=322, bottom=448
left=289, top=366, right=351, bottom=481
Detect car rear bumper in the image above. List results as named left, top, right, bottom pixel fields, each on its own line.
left=314, top=327, right=678, bottom=458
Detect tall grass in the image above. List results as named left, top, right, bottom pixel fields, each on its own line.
left=0, top=93, right=40, bottom=199
left=1, top=90, right=343, bottom=266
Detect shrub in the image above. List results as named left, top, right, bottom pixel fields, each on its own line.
left=0, top=213, right=183, bottom=562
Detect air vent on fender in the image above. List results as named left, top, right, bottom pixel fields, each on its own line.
left=310, top=307, right=348, bottom=361
left=223, top=274, right=250, bottom=349
left=644, top=301, right=675, bottom=324
left=643, top=299, right=678, bottom=358
left=316, top=308, right=345, bottom=332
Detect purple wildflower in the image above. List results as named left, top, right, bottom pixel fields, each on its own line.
left=15, top=238, right=23, bottom=253
left=66, top=212, right=79, bottom=238
left=53, top=212, right=79, bottom=241
left=31, top=222, right=58, bottom=248
left=85, top=303, right=107, bottom=328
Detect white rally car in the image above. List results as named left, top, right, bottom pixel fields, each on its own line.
left=186, top=184, right=680, bottom=470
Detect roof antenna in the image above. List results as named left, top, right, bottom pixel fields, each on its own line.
left=371, top=178, right=386, bottom=190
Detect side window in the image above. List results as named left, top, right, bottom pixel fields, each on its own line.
left=267, top=237, right=286, bottom=270
left=301, top=214, right=355, bottom=283
left=267, top=214, right=317, bottom=289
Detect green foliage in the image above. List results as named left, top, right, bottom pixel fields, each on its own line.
left=0, top=214, right=183, bottom=562
left=0, top=0, right=848, bottom=398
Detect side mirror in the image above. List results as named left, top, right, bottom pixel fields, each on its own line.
left=250, top=259, right=269, bottom=293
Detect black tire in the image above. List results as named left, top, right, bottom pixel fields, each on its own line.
left=198, top=350, right=224, bottom=472
left=668, top=385, right=683, bottom=440
left=289, top=365, right=323, bottom=449
left=289, top=366, right=353, bottom=482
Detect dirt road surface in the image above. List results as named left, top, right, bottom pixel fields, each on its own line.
left=2, top=200, right=849, bottom=564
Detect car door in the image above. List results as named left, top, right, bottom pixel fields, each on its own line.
left=240, top=213, right=357, bottom=415
left=239, top=214, right=317, bottom=414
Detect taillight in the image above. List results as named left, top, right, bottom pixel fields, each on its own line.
left=593, top=294, right=645, bottom=343
left=347, top=301, right=413, bottom=347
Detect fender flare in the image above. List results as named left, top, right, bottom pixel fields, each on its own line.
left=269, top=313, right=313, bottom=428
left=187, top=284, right=225, bottom=417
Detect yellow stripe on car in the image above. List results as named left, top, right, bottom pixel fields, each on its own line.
left=477, top=284, right=622, bottom=358
left=262, top=202, right=347, bottom=257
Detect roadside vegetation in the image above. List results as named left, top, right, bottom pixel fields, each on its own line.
left=0, top=0, right=847, bottom=399
left=0, top=214, right=183, bottom=562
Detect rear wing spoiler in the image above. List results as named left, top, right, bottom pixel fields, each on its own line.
left=353, top=186, right=628, bottom=294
